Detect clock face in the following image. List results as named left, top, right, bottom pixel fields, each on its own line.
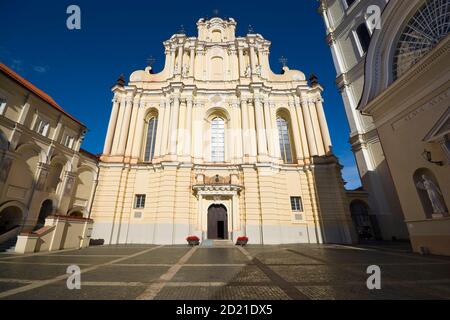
left=393, top=0, right=450, bottom=80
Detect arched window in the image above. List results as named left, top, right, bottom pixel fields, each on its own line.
left=356, top=23, right=371, bottom=54
left=144, top=117, right=158, bottom=162
left=277, top=117, right=293, bottom=164
left=211, top=117, right=225, bottom=162
left=393, top=0, right=450, bottom=80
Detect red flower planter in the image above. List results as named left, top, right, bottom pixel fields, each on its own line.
left=186, top=236, right=200, bottom=246
left=236, top=236, right=248, bottom=246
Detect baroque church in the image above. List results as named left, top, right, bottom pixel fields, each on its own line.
left=90, top=17, right=356, bottom=245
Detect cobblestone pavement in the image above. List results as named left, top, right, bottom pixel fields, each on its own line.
left=0, top=243, right=449, bottom=300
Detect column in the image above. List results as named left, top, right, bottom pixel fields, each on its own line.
left=288, top=103, right=304, bottom=162
left=169, top=48, right=176, bottom=76
left=183, top=97, right=193, bottom=157
left=177, top=99, right=186, bottom=156
left=160, top=99, right=171, bottom=158
left=176, top=46, right=183, bottom=75
left=263, top=99, right=275, bottom=159
left=18, top=97, right=31, bottom=125
left=241, top=98, right=249, bottom=157
left=254, top=97, right=268, bottom=159
left=315, top=98, right=332, bottom=154
left=232, top=102, right=243, bottom=162
left=295, top=97, right=310, bottom=159
left=131, top=106, right=147, bottom=159
left=189, top=48, right=195, bottom=77
left=169, top=96, right=180, bottom=155
left=238, top=47, right=245, bottom=77
left=153, top=101, right=166, bottom=160
left=103, top=97, right=120, bottom=155
left=111, top=97, right=126, bottom=155
left=309, top=99, right=325, bottom=155
left=52, top=120, right=64, bottom=143
left=301, top=98, right=318, bottom=156
left=270, top=104, right=281, bottom=159
left=249, top=46, right=257, bottom=71
left=125, top=95, right=141, bottom=157
left=248, top=99, right=258, bottom=158
left=192, top=102, right=203, bottom=161
left=117, top=95, right=134, bottom=155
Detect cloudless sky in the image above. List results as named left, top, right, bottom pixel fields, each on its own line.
left=0, top=0, right=362, bottom=189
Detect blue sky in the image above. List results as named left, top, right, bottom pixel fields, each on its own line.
left=0, top=0, right=361, bottom=189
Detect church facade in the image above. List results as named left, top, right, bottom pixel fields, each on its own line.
left=91, top=17, right=356, bottom=245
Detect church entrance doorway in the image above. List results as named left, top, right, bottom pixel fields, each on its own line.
left=207, top=204, right=228, bottom=240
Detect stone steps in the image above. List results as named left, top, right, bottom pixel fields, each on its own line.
left=201, top=239, right=234, bottom=247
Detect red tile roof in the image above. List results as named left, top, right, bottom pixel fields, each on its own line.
left=0, top=63, right=85, bottom=127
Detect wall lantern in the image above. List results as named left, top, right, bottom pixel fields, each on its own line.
left=422, top=149, right=443, bottom=166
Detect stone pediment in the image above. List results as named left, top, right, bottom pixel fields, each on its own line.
left=424, top=108, right=450, bottom=142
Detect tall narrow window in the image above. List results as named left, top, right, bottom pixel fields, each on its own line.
left=134, top=194, right=146, bottom=209
left=211, top=117, right=225, bottom=162
left=0, top=98, right=7, bottom=115
left=290, top=196, right=303, bottom=212
left=277, top=117, right=293, bottom=164
left=356, top=23, right=371, bottom=54
left=35, top=118, right=50, bottom=137
left=345, top=0, right=356, bottom=9
left=144, top=117, right=158, bottom=162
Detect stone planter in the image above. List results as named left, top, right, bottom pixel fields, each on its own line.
left=186, top=236, right=200, bottom=247
left=236, top=237, right=248, bottom=246
left=187, top=240, right=200, bottom=247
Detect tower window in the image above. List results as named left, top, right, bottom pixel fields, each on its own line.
left=277, top=117, right=293, bottom=163
left=0, top=98, right=6, bottom=115
left=144, top=117, right=158, bottom=162
left=290, top=197, right=303, bottom=212
left=211, top=117, right=225, bottom=162
left=134, top=194, right=146, bottom=209
left=345, top=0, right=356, bottom=9
left=35, top=118, right=50, bottom=137
left=356, top=23, right=371, bottom=54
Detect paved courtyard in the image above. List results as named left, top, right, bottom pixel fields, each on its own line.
left=0, top=243, right=449, bottom=300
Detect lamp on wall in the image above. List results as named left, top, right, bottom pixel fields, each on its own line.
left=422, top=149, right=443, bottom=166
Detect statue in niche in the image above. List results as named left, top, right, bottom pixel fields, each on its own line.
left=174, top=63, right=179, bottom=74
left=244, top=65, right=252, bottom=77
left=254, top=64, right=262, bottom=76
left=182, top=64, right=189, bottom=77
left=416, top=175, right=448, bottom=215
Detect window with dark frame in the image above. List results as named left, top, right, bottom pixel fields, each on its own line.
left=356, top=23, right=371, bottom=54
left=290, top=196, right=303, bottom=212
left=134, top=194, right=146, bottom=209
left=0, top=98, right=7, bottom=115
left=345, top=0, right=356, bottom=9
left=144, top=117, right=158, bottom=162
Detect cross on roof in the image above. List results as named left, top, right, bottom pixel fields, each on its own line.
left=177, top=25, right=186, bottom=35
left=279, top=56, right=288, bottom=67
left=147, top=56, right=155, bottom=67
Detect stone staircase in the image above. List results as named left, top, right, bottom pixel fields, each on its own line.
left=201, top=239, right=234, bottom=247
left=0, top=236, right=18, bottom=253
